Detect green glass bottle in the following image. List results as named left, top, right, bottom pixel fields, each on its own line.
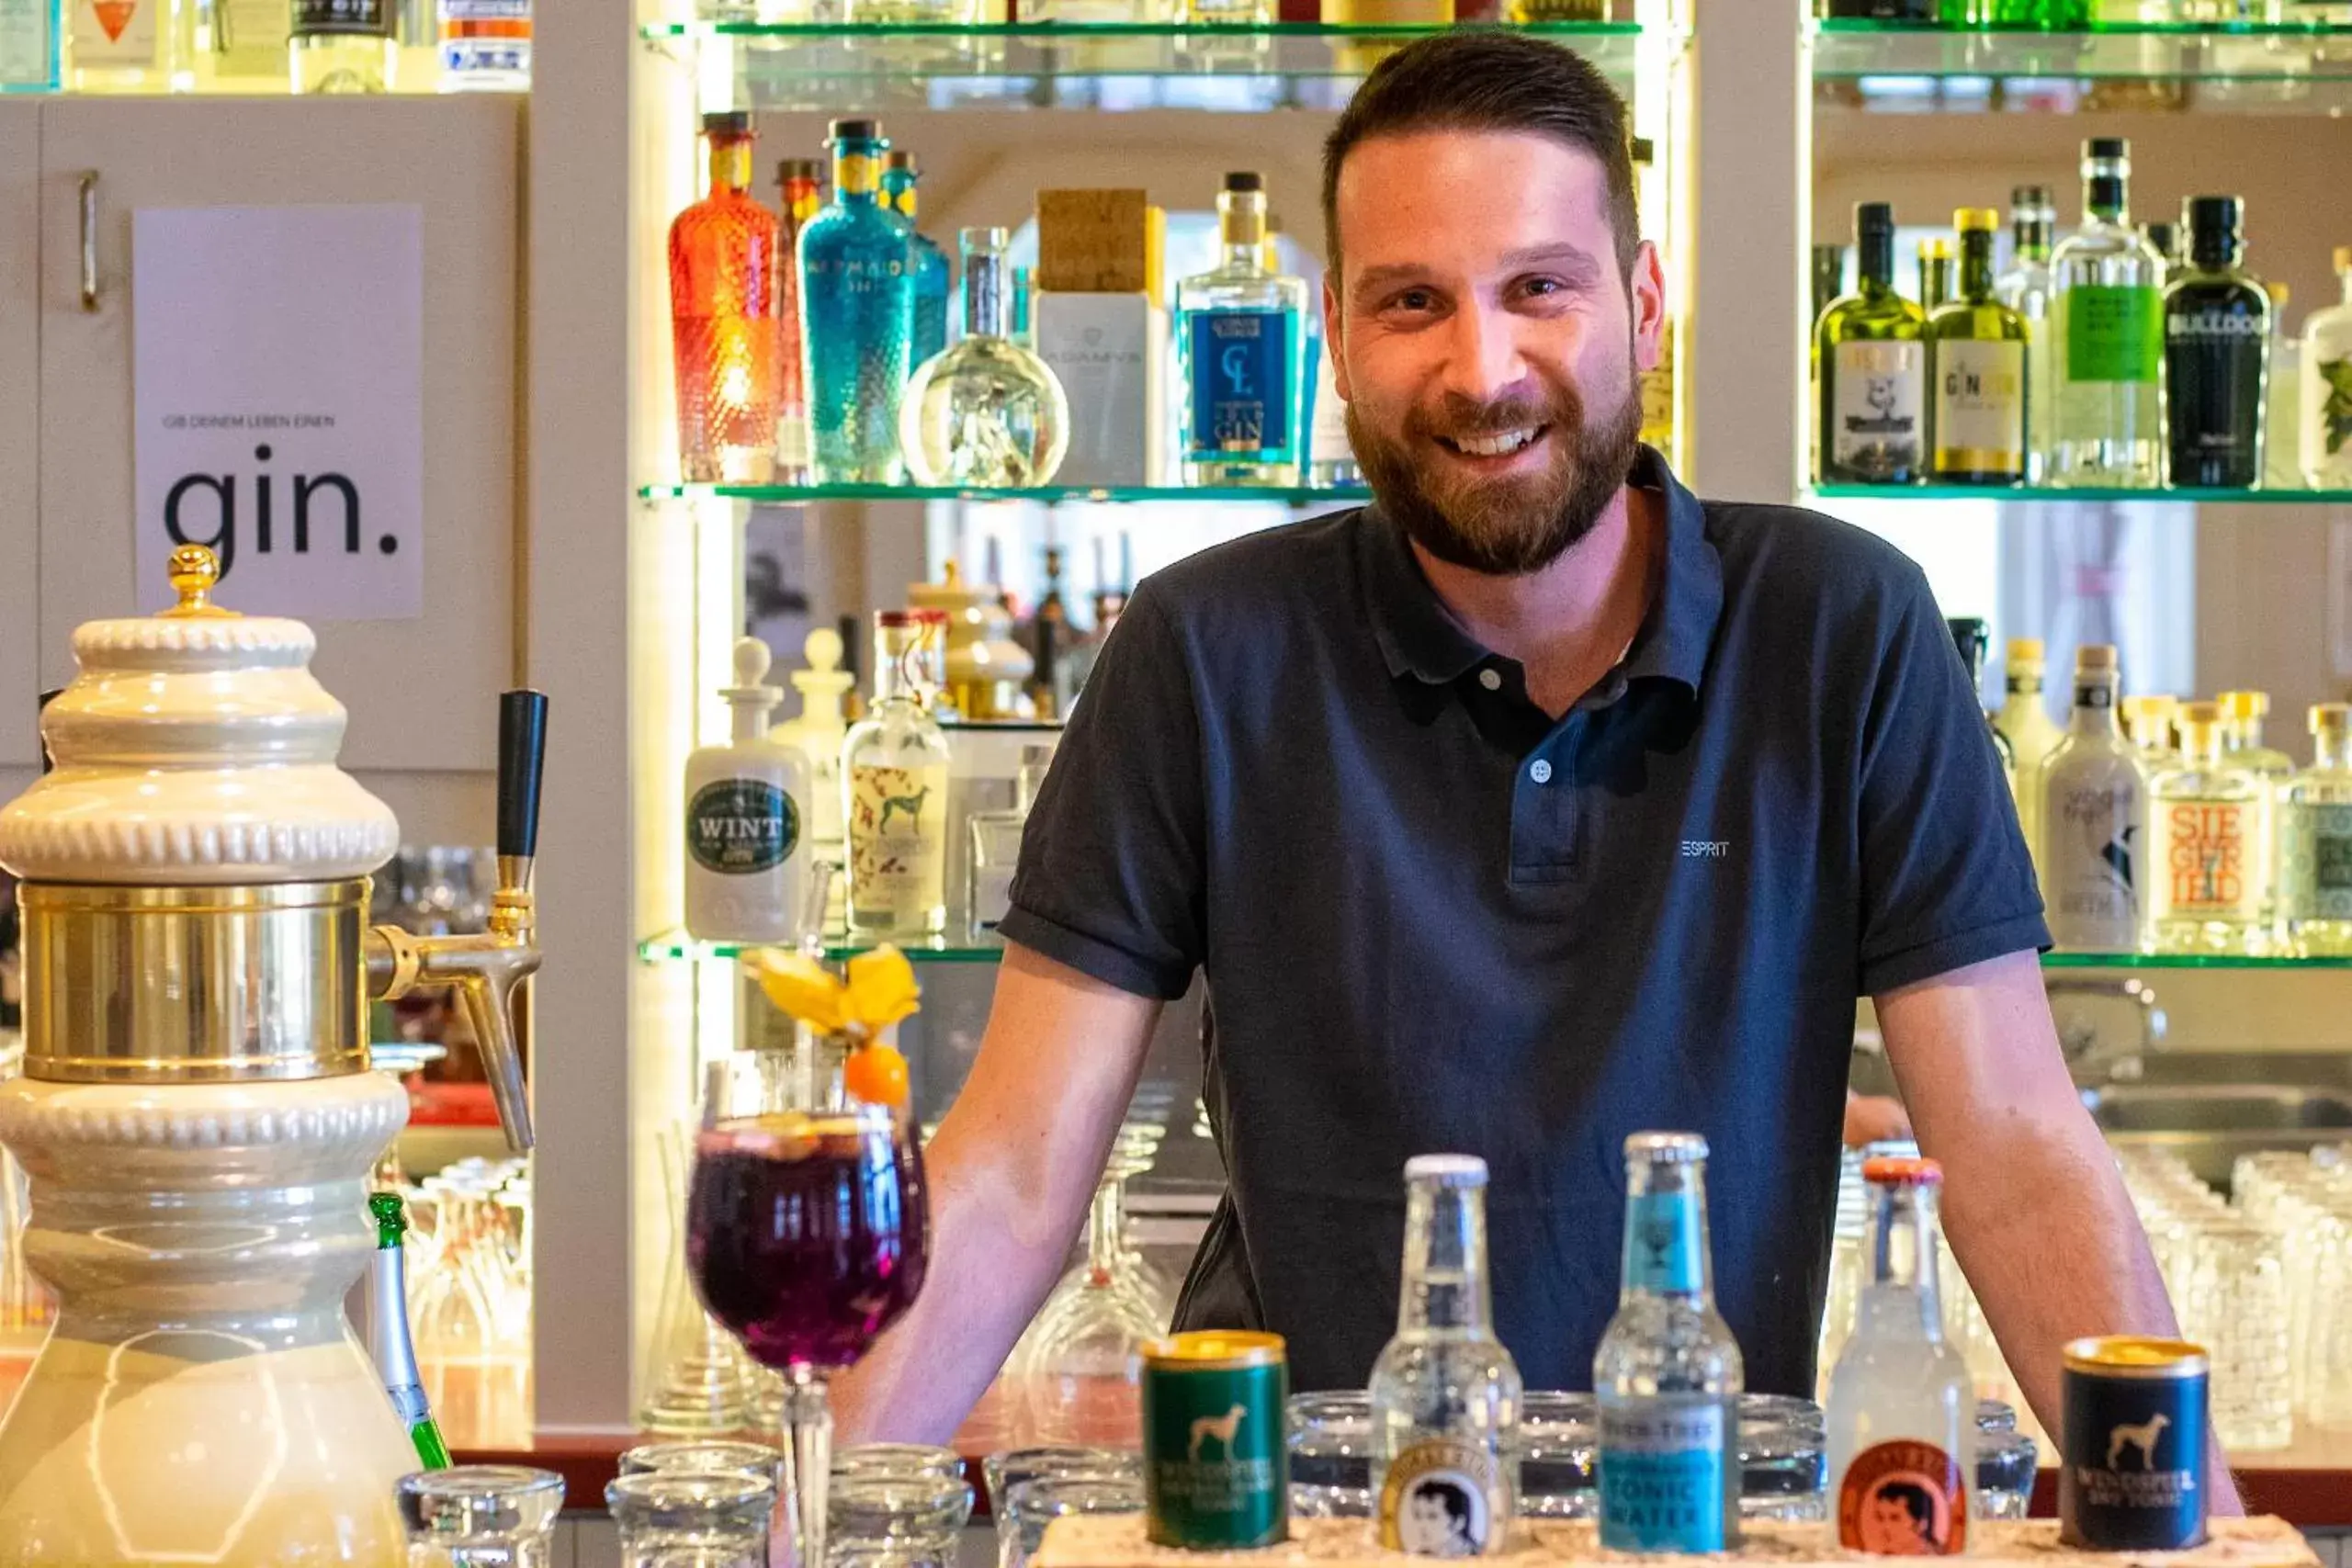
left=1928, top=209, right=2030, bottom=486
left=1818, top=201, right=1927, bottom=485
left=369, top=1191, right=453, bottom=1470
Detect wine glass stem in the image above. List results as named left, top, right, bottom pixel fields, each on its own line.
left=782, top=1365, right=833, bottom=1568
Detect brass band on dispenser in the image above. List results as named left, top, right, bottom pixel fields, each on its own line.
left=17, top=880, right=368, bottom=1082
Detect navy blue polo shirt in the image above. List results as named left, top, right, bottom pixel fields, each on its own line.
left=998, top=449, right=2047, bottom=1395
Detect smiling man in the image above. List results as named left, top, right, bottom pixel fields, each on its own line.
left=834, top=31, right=2219, bottom=1468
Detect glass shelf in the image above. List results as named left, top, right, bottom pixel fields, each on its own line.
left=640, top=480, right=1373, bottom=506
left=639, top=931, right=2352, bottom=971
left=1813, top=484, right=2352, bottom=506
left=1814, top=17, right=2352, bottom=88
left=639, top=930, right=1007, bottom=964
left=639, top=19, right=1651, bottom=110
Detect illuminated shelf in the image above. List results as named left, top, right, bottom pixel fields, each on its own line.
left=640, top=480, right=1372, bottom=506
left=1814, top=17, right=2352, bottom=88
left=638, top=19, right=1654, bottom=108
left=2043, top=951, right=2352, bottom=971
left=639, top=931, right=2352, bottom=971
left=1813, top=484, right=2352, bottom=506
left=639, top=930, right=1006, bottom=964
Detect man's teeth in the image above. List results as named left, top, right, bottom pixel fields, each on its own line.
left=1453, top=428, right=1538, bottom=457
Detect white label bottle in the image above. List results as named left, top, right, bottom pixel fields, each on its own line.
left=682, top=636, right=810, bottom=945
left=1995, top=637, right=2066, bottom=859
left=1826, top=1156, right=1973, bottom=1557
left=2037, top=643, right=2148, bottom=953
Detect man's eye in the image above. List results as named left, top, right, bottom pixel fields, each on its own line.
left=1392, top=289, right=1434, bottom=311
left=1522, top=276, right=1565, bottom=298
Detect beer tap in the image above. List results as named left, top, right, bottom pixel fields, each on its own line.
left=367, top=690, right=548, bottom=1150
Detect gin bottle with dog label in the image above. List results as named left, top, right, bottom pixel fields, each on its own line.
left=845, top=609, right=952, bottom=939
left=1370, top=1155, right=1522, bottom=1557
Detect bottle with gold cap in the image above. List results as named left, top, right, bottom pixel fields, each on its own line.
left=1995, top=638, right=2065, bottom=855
left=1927, top=209, right=2029, bottom=487
left=2151, top=700, right=2267, bottom=955
left=2039, top=645, right=2147, bottom=953
left=2278, top=703, right=2352, bottom=957
left=2221, top=690, right=2295, bottom=924
left=2120, top=694, right=2178, bottom=770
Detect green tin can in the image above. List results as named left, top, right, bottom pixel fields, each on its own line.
left=1141, top=1331, right=1289, bottom=1549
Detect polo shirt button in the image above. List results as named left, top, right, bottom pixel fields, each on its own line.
left=1530, top=759, right=1554, bottom=784
left=1478, top=669, right=1502, bottom=692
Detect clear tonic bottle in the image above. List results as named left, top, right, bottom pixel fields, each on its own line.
left=1596, top=1132, right=1743, bottom=1554
left=1826, top=1157, right=1972, bottom=1557
left=1370, top=1155, right=1521, bottom=1559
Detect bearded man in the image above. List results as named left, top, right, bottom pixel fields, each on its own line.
left=831, top=31, right=2222, bottom=1484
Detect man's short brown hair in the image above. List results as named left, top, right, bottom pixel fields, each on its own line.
left=1321, top=30, right=1643, bottom=278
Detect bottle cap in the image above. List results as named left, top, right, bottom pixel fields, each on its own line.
left=2185, top=195, right=2240, bottom=236
left=886, top=149, right=918, bottom=173
left=776, top=158, right=823, bottom=186
left=790, top=627, right=855, bottom=705
left=2075, top=643, right=2118, bottom=673
left=1404, top=1153, right=1488, bottom=1188
left=720, top=637, right=783, bottom=710
left=1917, top=236, right=1952, bottom=260
left=2335, top=245, right=2352, bottom=274
left=2006, top=637, right=2045, bottom=663
left=1854, top=200, right=1894, bottom=235
left=2312, top=703, right=2351, bottom=735
left=2268, top=280, right=2291, bottom=310
left=1955, top=208, right=1999, bottom=234
left=2220, top=690, right=2270, bottom=719
left=2086, top=135, right=2129, bottom=161
left=1222, top=171, right=1264, bottom=193
left=1624, top=1130, right=1709, bottom=1164
left=701, top=110, right=752, bottom=139
left=2122, top=694, right=2177, bottom=722
left=1861, top=1155, right=1942, bottom=1186
left=1946, top=616, right=1988, bottom=663
left=2010, top=184, right=2053, bottom=209
left=2180, top=698, right=2225, bottom=727
left=2143, top=220, right=2177, bottom=256
left=829, top=118, right=882, bottom=142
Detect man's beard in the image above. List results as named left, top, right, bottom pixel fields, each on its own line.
left=1346, top=367, right=1645, bottom=579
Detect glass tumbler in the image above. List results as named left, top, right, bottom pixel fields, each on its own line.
left=400, top=1467, right=567, bottom=1568
left=1738, top=1393, right=1827, bottom=1523
left=828, top=1472, right=975, bottom=1568
left=1285, top=1392, right=1374, bottom=1518
left=996, top=1475, right=1144, bottom=1568
left=1973, top=1400, right=2039, bottom=1521
left=1519, top=1392, right=1599, bottom=1519
left=622, top=1440, right=784, bottom=1479
left=606, top=1472, right=777, bottom=1568
left=834, top=1443, right=965, bottom=1483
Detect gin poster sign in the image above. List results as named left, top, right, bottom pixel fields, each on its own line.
left=133, top=204, right=424, bottom=619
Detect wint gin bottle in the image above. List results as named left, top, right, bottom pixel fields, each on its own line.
left=1996, top=185, right=2057, bottom=481
left=843, top=610, right=952, bottom=939
left=1816, top=203, right=1926, bottom=486
left=681, top=637, right=811, bottom=946
left=899, top=228, right=1070, bottom=487
left=1370, top=1155, right=1521, bottom=1559
left=1596, top=1132, right=1742, bottom=1554
left=1927, top=208, right=2030, bottom=487
left=1178, top=172, right=1310, bottom=488
left=2301, top=246, right=2352, bottom=489
left=800, top=118, right=917, bottom=486
left=1994, top=637, right=2065, bottom=858
left=2151, top=700, right=2267, bottom=955
left=2280, top=703, right=2352, bottom=957
left=2037, top=644, right=2147, bottom=953
left=2164, top=196, right=2270, bottom=491
left=883, top=152, right=951, bottom=369
left=2052, top=139, right=2165, bottom=486
left=1826, top=1157, right=1972, bottom=1557
left=669, top=112, right=782, bottom=485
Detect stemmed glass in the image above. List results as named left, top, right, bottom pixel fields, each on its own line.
left=684, top=1044, right=929, bottom=1568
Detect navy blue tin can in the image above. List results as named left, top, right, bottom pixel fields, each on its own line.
left=2059, top=1337, right=2210, bottom=1551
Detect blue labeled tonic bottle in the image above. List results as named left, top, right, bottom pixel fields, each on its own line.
left=798, top=118, right=916, bottom=485
left=1595, top=1132, right=1744, bottom=1552
left=883, top=150, right=951, bottom=368
left=1176, top=172, right=1309, bottom=487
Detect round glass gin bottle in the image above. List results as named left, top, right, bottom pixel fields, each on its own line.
left=899, top=227, right=1070, bottom=488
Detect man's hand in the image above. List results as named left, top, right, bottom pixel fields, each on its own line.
left=1843, top=1089, right=1913, bottom=1148
left=1874, top=951, right=2243, bottom=1516
left=831, top=942, right=1163, bottom=1443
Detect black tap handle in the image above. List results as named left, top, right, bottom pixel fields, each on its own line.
left=37, top=687, right=63, bottom=777
left=498, top=689, right=548, bottom=860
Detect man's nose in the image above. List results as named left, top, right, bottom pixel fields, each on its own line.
left=1438, top=303, right=1533, bottom=407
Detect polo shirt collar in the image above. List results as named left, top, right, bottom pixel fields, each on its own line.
left=1357, top=446, right=1724, bottom=696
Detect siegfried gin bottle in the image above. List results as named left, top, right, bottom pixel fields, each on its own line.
left=1928, top=209, right=2030, bottom=487
left=1816, top=202, right=1926, bottom=486
left=2052, top=138, right=2165, bottom=487
left=800, top=118, right=916, bottom=486
left=1596, top=1133, right=1742, bottom=1554
left=843, top=610, right=952, bottom=939
left=1177, top=172, right=1310, bottom=488
left=1826, top=1157, right=1971, bottom=1556
left=2151, top=700, right=2267, bottom=955
left=2037, top=644, right=2146, bottom=954
left=1370, top=1156, right=1521, bottom=1559
left=2280, top=703, right=2352, bottom=957
left=2164, top=196, right=2270, bottom=491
